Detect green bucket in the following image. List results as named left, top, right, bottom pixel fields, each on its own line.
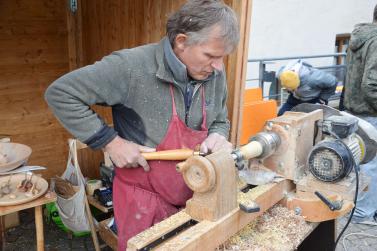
left=45, top=202, right=90, bottom=237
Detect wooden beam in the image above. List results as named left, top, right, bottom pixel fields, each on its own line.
left=225, top=0, right=253, bottom=146
left=153, top=180, right=294, bottom=250
left=66, top=0, right=84, bottom=70
left=128, top=210, right=193, bottom=250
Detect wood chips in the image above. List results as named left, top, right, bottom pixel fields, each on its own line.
left=220, top=205, right=313, bottom=251
left=53, top=176, right=76, bottom=199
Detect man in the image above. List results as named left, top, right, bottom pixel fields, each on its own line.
left=277, top=59, right=337, bottom=116
left=343, top=4, right=377, bottom=224
left=45, top=0, right=239, bottom=249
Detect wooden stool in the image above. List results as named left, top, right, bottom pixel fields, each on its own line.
left=0, top=193, right=56, bottom=251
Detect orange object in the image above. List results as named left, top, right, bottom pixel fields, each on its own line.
left=243, top=87, right=262, bottom=103
left=240, top=88, right=277, bottom=145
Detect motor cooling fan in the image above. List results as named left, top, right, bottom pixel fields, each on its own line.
left=308, top=116, right=364, bottom=182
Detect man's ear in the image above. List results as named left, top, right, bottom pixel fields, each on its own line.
left=174, top=34, right=188, bottom=51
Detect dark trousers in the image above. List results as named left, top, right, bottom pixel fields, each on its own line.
left=278, top=94, right=321, bottom=116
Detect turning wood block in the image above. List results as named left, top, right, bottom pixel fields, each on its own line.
left=177, top=150, right=237, bottom=221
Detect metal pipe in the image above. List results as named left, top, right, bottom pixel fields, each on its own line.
left=248, top=53, right=347, bottom=63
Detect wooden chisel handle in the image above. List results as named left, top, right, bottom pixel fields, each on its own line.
left=141, top=148, right=197, bottom=160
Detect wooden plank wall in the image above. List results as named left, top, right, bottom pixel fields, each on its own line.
left=79, top=0, right=185, bottom=65
left=75, top=0, right=187, bottom=125
left=0, top=0, right=72, bottom=179
left=225, top=0, right=253, bottom=145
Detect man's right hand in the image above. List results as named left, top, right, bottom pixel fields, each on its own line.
left=103, top=136, right=156, bottom=171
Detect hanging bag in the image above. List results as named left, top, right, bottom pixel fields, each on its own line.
left=54, top=139, right=90, bottom=232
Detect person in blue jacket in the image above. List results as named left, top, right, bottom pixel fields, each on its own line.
left=277, top=59, right=337, bottom=116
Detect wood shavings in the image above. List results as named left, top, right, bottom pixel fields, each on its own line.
left=221, top=205, right=313, bottom=251
left=238, top=190, right=257, bottom=208
left=53, top=176, right=75, bottom=199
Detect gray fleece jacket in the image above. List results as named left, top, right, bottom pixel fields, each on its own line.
left=45, top=38, right=230, bottom=150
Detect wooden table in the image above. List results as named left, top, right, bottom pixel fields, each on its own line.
left=0, top=192, right=57, bottom=251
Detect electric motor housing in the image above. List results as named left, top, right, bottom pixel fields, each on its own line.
left=308, top=139, right=355, bottom=182
left=308, top=115, right=362, bottom=182
left=321, top=115, right=358, bottom=139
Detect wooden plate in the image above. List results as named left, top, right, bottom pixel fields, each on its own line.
left=0, top=143, right=32, bottom=172
left=0, top=173, right=48, bottom=206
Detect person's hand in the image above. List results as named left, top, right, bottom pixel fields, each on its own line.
left=200, top=133, right=233, bottom=155
left=103, top=136, right=155, bottom=171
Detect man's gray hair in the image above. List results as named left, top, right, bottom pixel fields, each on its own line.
left=166, top=0, right=240, bottom=53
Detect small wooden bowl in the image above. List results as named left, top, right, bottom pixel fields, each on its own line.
left=0, top=143, right=32, bottom=172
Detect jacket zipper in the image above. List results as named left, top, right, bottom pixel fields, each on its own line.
left=185, top=83, right=202, bottom=125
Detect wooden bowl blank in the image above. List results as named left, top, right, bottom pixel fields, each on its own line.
left=0, top=143, right=32, bottom=172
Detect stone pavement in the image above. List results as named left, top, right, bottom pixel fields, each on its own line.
left=4, top=209, right=105, bottom=251
left=3, top=208, right=377, bottom=251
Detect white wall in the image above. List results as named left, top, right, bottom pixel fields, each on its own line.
left=246, top=0, right=377, bottom=88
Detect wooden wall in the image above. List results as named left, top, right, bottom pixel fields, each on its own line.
left=0, top=0, right=251, bottom=180
left=71, top=0, right=187, bottom=124
left=0, top=0, right=71, bottom=179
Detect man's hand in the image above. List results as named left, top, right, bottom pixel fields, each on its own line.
left=103, top=136, right=156, bottom=171
left=200, top=133, right=233, bottom=155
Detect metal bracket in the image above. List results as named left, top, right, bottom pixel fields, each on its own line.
left=69, top=0, right=78, bottom=13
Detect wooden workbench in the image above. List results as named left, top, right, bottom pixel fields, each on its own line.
left=98, top=206, right=335, bottom=251
left=0, top=192, right=57, bottom=251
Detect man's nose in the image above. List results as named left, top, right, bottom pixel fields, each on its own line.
left=211, top=58, right=223, bottom=71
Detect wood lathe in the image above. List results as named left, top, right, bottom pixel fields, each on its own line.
left=127, top=109, right=375, bottom=250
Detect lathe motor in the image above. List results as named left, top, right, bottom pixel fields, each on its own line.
left=308, top=115, right=364, bottom=182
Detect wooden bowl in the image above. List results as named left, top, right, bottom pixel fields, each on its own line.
left=0, top=173, right=49, bottom=206
left=0, top=143, right=32, bottom=172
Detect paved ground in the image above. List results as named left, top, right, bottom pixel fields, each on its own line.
left=3, top=209, right=109, bottom=251
left=336, top=216, right=377, bottom=251
left=3, top=208, right=377, bottom=251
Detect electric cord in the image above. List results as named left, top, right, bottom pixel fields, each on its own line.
left=332, top=131, right=359, bottom=251
left=333, top=164, right=358, bottom=251
left=342, top=232, right=377, bottom=251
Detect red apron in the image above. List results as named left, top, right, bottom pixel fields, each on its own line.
left=113, top=84, right=208, bottom=250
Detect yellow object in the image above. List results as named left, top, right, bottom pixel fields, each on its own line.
left=86, top=179, right=102, bottom=196
left=280, top=70, right=300, bottom=90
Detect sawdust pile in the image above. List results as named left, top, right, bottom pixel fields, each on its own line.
left=221, top=205, right=313, bottom=251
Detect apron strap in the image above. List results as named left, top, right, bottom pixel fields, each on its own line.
left=200, top=86, right=207, bottom=130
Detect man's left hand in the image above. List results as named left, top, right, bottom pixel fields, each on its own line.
left=200, top=133, right=233, bottom=155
